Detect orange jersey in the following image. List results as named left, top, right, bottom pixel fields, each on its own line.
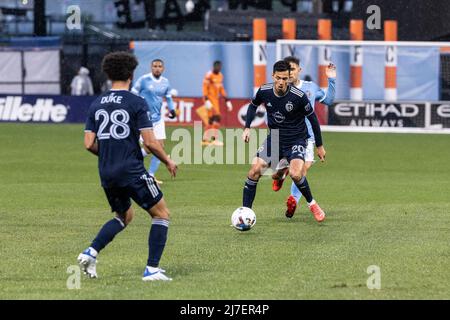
left=202, top=71, right=227, bottom=112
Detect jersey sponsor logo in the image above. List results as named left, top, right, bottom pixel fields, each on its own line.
left=0, top=96, right=68, bottom=122
left=273, top=111, right=285, bottom=123
left=266, top=102, right=272, bottom=107
left=285, top=101, right=294, bottom=112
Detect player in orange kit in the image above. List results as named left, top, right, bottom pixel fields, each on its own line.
left=201, top=61, right=233, bottom=146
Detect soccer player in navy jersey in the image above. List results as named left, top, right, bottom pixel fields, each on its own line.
left=272, top=56, right=336, bottom=220
left=241, top=60, right=326, bottom=222
left=78, top=52, right=177, bottom=281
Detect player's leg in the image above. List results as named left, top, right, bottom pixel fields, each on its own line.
left=243, top=157, right=268, bottom=208
left=78, top=188, right=132, bottom=278
left=143, top=198, right=172, bottom=281
left=286, top=140, right=314, bottom=202
left=130, top=172, right=172, bottom=281
left=272, top=158, right=289, bottom=191
left=210, top=113, right=223, bottom=146
left=290, top=160, right=313, bottom=204
left=148, top=120, right=166, bottom=183
left=287, top=141, right=325, bottom=222
left=242, top=138, right=271, bottom=208
left=202, top=110, right=214, bottom=144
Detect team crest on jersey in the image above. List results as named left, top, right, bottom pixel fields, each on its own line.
left=285, top=101, right=294, bottom=112
left=305, top=103, right=311, bottom=112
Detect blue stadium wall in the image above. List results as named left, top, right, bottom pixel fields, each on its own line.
left=133, top=41, right=439, bottom=101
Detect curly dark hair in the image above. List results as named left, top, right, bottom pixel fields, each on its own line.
left=102, top=51, right=138, bottom=81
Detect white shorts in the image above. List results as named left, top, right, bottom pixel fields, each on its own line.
left=139, top=120, right=166, bottom=145
left=304, top=139, right=315, bottom=163
left=275, top=140, right=315, bottom=171
left=151, top=119, right=166, bottom=140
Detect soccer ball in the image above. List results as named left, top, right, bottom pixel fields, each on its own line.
left=231, top=207, right=256, bottom=231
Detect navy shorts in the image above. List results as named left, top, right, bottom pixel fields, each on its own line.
left=103, top=172, right=163, bottom=214
left=256, top=135, right=307, bottom=166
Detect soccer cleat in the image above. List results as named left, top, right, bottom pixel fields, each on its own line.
left=309, top=202, right=326, bottom=222
left=142, top=266, right=172, bottom=281
left=211, top=140, right=224, bottom=147
left=77, top=248, right=98, bottom=278
left=201, top=140, right=211, bottom=146
left=272, top=167, right=289, bottom=192
left=285, top=195, right=297, bottom=218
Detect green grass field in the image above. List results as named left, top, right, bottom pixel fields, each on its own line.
left=0, top=123, right=449, bottom=299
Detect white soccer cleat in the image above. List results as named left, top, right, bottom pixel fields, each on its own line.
left=77, top=248, right=98, bottom=279
left=142, top=266, right=172, bottom=281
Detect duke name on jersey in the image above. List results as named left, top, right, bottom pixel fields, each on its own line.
left=249, top=83, right=313, bottom=145
left=131, top=74, right=174, bottom=123
left=298, top=78, right=335, bottom=141
left=85, top=90, right=153, bottom=188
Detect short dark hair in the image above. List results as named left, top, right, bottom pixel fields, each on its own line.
left=152, top=58, right=164, bottom=65
left=213, top=60, right=222, bottom=66
left=273, top=60, right=291, bottom=73
left=102, top=51, right=138, bottom=81
left=283, top=56, right=300, bottom=66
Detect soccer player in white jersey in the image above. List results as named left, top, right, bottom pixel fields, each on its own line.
left=272, top=56, right=336, bottom=221
left=132, top=59, right=177, bottom=184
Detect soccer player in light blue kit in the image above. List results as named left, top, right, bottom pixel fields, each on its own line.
left=272, top=56, right=336, bottom=221
left=132, top=59, right=177, bottom=184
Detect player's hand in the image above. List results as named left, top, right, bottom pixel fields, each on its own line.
left=168, top=109, right=177, bottom=119
left=242, top=128, right=250, bottom=143
left=166, top=158, right=178, bottom=178
left=326, top=63, right=336, bottom=78
left=205, top=99, right=213, bottom=110
left=317, top=145, right=326, bottom=162
left=226, top=100, right=233, bottom=112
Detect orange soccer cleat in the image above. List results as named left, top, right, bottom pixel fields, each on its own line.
left=285, top=195, right=297, bottom=218
left=309, top=202, right=326, bottom=222
left=272, top=168, right=289, bottom=192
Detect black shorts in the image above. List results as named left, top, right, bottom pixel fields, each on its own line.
left=256, top=135, right=306, bottom=166
left=103, top=172, right=163, bottom=214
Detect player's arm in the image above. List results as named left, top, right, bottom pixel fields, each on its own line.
left=316, top=63, right=336, bottom=106
left=242, top=89, right=262, bottom=143
left=165, top=82, right=177, bottom=119
left=141, top=129, right=177, bottom=177
left=306, top=112, right=326, bottom=162
left=84, top=132, right=98, bottom=156
left=131, top=76, right=143, bottom=95
left=202, top=74, right=212, bottom=109
left=301, top=94, right=326, bottom=161
left=84, top=107, right=98, bottom=155
left=220, top=85, right=233, bottom=111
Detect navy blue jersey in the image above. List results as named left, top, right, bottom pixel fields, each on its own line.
left=85, top=90, right=153, bottom=188
left=251, top=83, right=313, bottom=145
